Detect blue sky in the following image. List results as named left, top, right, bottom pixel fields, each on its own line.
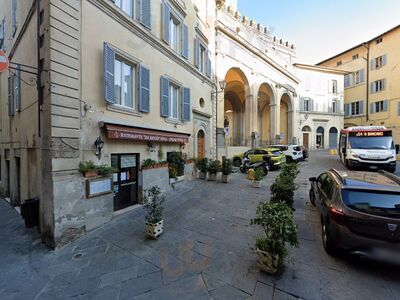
left=237, top=0, right=400, bottom=64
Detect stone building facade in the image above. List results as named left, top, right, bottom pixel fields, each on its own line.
left=0, top=0, right=215, bottom=248
left=294, top=64, right=346, bottom=150
left=213, top=3, right=300, bottom=159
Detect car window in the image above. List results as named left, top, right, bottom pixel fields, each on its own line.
left=246, top=150, right=255, bottom=155
left=271, top=150, right=281, bottom=156
left=255, top=150, right=268, bottom=155
left=281, top=146, right=288, bottom=151
left=293, top=146, right=301, bottom=151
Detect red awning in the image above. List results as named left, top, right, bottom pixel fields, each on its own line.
left=104, top=124, right=190, bottom=144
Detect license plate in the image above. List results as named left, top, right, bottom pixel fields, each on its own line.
left=369, top=166, right=378, bottom=170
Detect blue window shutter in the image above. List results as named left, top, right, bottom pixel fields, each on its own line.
left=370, top=103, right=375, bottom=114
left=370, top=82, right=375, bottom=94
left=382, top=54, right=387, bottom=66
left=206, top=50, right=211, bottom=78
left=383, top=100, right=388, bottom=112
left=344, top=75, right=349, bottom=88
left=181, top=24, right=188, bottom=59
left=194, top=37, right=200, bottom=68
left=370, top=59, right=375, bottom=70
left=139, top=65, right=150, bottom=113
left=15, top=64, right=21, bottom=111
left=103, top=43, right=115, bottom=104
left=344, top=103, right=349, bottom=116
left=181, top=87, right=190, bottom=121
left=359, top=100, right=364, bottom=114
left=162, top=1, right=170, bottom=44
left=160, top=76, right=170, bottom=117
left=300, top=98, right=304, bottom=111
left=8, top=76, right=14, bottom=116
left=140, top=0, right=151, bottom=29
left=12, top=0, right=17, bottom=35
left=382, top=79, right=386, bottom=91
left=359, top=69, right=364, bottom=83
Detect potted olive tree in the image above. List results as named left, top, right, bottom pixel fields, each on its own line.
left=207, top=159, right=221, bottom=181
left=221, top=157, right=233, bottom=183
left=252, top=168, right=264, bottom=188
left=251, top=201, right=298, bottom=274
left=143, top=186, right=165, bottom=239
left=196, top=158, right=208, bottom=180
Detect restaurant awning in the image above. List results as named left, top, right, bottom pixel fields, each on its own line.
left=103, top=123, right=190, bottom=144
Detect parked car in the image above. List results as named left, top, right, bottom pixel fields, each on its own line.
left=269, top=144, right=303, bottom=163
left=309, top=169, right=400, bottom=261
left=233, top=148, right=286, bottom=169
left=300, top=145, right=309, bottom=160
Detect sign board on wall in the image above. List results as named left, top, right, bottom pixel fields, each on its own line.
left=86, top=177, right=112, bottom=198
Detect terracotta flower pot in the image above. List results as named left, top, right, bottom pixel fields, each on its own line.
left=256, top=248, right=281, bottom=274
left=84, top=170, right=98, bottom=178
left=145, top=220, right=164, bottom=239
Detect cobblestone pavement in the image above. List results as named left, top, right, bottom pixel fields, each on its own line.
left=1, top=151, right=400, bottom=300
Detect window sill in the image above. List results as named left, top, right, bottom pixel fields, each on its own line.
left=165, top=118, right=183, bottom=125
left=107, top=104, right=142, bottom=117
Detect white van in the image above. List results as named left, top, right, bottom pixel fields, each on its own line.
left=339, top=126, right=397, bottom=172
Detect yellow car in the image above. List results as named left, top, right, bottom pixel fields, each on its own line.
left=232, top=148, right=286, bottom=169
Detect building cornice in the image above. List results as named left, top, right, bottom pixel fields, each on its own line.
left=294, top=63, right=349, bottom=75
left=87, top=0, right=213, bottom=87
left=216, top=24, right=299, bottom=84
left=192, top=109, right=212, bottom=118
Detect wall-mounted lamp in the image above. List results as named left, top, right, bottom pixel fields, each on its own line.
left=212, top=80, right=227, bottom=96
left=94, top=136, right=104, bottom=158
left=147, top=142, right=156, bottom=152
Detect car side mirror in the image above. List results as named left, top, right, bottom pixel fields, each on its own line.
left=341, top=148, right=346, bottom=154
left=309, top=177, right=317, bottom=182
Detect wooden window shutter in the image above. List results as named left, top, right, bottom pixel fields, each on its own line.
left=162, top=1, right=170, bottom=44
left=140, top=0, right=151, bottom=29
left=383, top=100, right=388, bottom=112
left=103, top=43, right=116, bottom=104
left=138, top=65, right=150, bottom=113
left=359, top=69, right=365, bottom=83
left=181, top=87, right=190, bottom=121
left=382, top=54, right=387, bottom=66
left=160, top=76, right=170, bottom=117
left=15, top=64, right=21, bottom=111
left=181, top=24, right=189, bottom=59
left=8, top=76, right=14, bottom=116
left=359, top=100, right=364, bottom=114
left=206, top=50, right=212, bottom=78
left=194, top=37, right=200, bottom=68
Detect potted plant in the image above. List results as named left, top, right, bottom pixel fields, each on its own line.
left=96, top=164, right=118, bottom=176
left=221, top=157, right=233, bottom=183
left=252, top=168, right=264, bottom=188
left=270, top=163, right=299, bottom=208
left=79, top=161, right=98, bottom=178
left=143, top=186, right=165, bottom=239
left=207, top=159, right=221, bottom=181
left=251, top=201, right=299, bottom=274
left=196, top=158, right=208, bottom=180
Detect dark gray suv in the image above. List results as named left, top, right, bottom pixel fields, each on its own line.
left=309, top=169, right=400, bottom=261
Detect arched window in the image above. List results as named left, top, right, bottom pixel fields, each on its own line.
left=302, top=126, right=311, bottom=132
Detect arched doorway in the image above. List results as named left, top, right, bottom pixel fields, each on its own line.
left=258, top=83, right=275, bottom=145
left=316, top=127, right=325, bottom=149
left=224, top=68, right=250, bottom=146
left=197, top=130, right=205, bottom=158
left=329, top=127, right=338, bottom=149
left=302, top=126, right=311, bottom=149
left=279, top=93, right=293, bottom=144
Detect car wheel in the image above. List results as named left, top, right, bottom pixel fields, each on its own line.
left=233, top=158, right=241, bottom=167
left=239, top=166, right=246, bottom=173
left=309, top=189, right=316, bottom=206
left=321, top=219, right=339, bottom=256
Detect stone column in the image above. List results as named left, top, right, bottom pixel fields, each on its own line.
left=270, top=103, right=279, bottom=144
left=251, top=87, right=259, bottom=146
left=216, top=89, right=226, bottom=159
left=244, top=94, right=253, bottom=146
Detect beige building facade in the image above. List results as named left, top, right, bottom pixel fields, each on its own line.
left=0, top=0, right=215, bottom=247
left=318, top=25, right=400, bottom=143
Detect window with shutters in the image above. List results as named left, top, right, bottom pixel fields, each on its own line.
left=376, top=37, right=382, bottom=44
left=373, top=55, right=386, bottom=69
left=371, top=79, right=385, bottom=93
left=113, top=0, right=134, bottom=17
left=331, top=100, right=339, bottom=113
left=195, top=35, right=211, bottom=77
left=352, top=54, right=359, bottom=60
left=199, top=44, right=207, bottom=74
left=353, top=71, right=361, bottom=85
left=372, top=100, right=387, bottom=113
left=350, top=101, right=360, bottom=116
left=169, top=83, right=180, bottom=120
left=302, top=97, right=312, bottom=112
left=114, top=57, right=137, bottom=109
left=336, top=61, right=342, bottom=66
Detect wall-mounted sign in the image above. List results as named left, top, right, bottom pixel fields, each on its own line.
left=86, top=177, right=112, bottom=198
left=104, top=124, right=190, bottom=144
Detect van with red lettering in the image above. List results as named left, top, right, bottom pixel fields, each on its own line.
left=339, top=126, right=397, bottom=172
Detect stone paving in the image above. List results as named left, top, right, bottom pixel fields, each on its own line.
left=1, top=151, right=400, bottom=300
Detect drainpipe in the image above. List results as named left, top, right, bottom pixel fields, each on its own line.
left=36, top=0, right=42, bottom=137
left=363, top=42, right=370, bottom=123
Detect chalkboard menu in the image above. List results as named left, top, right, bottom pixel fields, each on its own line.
left=86, top=177, right=112, bottom=198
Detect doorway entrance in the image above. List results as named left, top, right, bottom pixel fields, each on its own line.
left=303, top=133, right=309, bottom=149
left=316, top=127, right=325, bottom=149
left=111, top=154, right=139, bottom=211
left=197, top=130, right=205, bottom=158
left=329, top=127, right=338, bottom=149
